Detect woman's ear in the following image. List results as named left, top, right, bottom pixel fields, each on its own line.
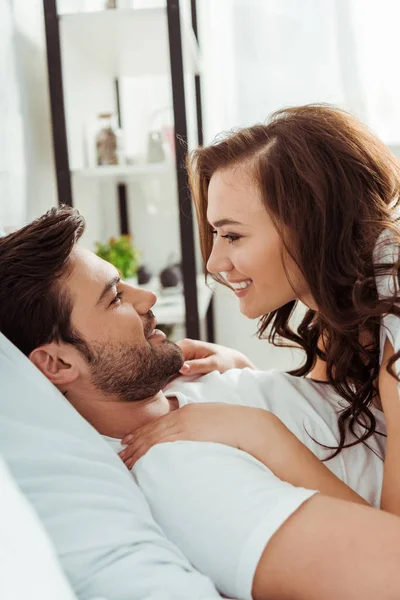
left=29, top=343, right=79, bottom=386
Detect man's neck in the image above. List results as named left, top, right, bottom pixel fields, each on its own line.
left=65, top=384, right=178, bottom=439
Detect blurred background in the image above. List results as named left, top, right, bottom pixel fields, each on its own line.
left=1, top=0, right=400, bottom=370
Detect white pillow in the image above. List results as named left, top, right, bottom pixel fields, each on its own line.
left=0, top=455, right=78, bottom=600
left=0, top=333, right=219, bottom=599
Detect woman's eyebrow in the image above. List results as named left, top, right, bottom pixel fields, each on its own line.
left=211, top=218, right=243, bottom=228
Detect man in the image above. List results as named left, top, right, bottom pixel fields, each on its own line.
left=2, top=206, right=400, bottom=600
left=0, top=328, right=221, bottom=600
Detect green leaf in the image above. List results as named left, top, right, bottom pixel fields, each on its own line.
left=94, top=234, right=140, bottom=279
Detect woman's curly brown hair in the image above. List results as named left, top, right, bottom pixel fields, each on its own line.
left=187, top=104, right=400, bottom=457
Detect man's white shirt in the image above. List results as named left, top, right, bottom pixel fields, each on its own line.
left=105, top=368, right=385, bottom=600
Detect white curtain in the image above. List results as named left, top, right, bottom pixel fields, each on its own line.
left=200, top=0, right=400, bottom=144
left=198, top=0, right=400, bottom=369
left=0, top=0, right=26, bottom=230
left=350, top=0, right=400, bottom=146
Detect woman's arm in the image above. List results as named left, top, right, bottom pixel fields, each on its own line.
left=243, top=409, right=367, bottom=505
left=120, top=403, right=367, bottom=506
left=379, top=338, right=400, bottom=515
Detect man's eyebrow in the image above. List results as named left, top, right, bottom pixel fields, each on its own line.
left=96, top=275, right=121, bottom=306
left=211, top=218, right=243, bottom=228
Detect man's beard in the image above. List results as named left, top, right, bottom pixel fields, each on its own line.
left=83, top=335, right=184, bottom=402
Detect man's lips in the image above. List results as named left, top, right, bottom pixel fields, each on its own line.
left=143, top=310, right=157, bottom=338
left=147, top=329, right=166, bottom=341
left=145, top=320, right=157, bottom=339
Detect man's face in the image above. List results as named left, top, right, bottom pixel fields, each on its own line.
left=64, top=246, right=184, bottom=402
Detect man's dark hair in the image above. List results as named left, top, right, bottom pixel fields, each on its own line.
left=0, top=205, right=89, bottom=357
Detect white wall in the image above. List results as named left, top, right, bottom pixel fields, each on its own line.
left=0, top=0, right=26, bottom=230
left=13, top=0, right=58, bottom=223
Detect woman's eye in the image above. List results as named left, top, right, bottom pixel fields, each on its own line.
left=221, top=234, right=241, bottom=244
left=212, top=230, right=242, bottom=244
left=110, top=291, right=123, bottom=306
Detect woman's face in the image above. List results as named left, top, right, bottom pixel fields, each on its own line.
left=206, top=167, right=313, bottom=318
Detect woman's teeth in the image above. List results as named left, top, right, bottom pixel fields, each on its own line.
left=231, top=280, right=252, bottom=290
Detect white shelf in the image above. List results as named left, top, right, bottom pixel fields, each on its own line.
left=72, top=162, right=174, bottom=180
left=138, top=275, right=213, bottom=326
left=60, top=7, right=201, bottom=77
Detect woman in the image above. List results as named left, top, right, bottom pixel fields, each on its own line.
left=121, top=104, right=400, bottom=514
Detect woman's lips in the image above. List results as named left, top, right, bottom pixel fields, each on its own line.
left=233, top=282, right=252, bottom=298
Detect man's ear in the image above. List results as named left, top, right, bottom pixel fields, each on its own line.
left=29, top=343, right=80, bottom=386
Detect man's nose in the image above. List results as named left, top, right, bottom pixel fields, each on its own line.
left=206, top=241, right=233, bottom=275
left=128, top=285, right=157, bottom=314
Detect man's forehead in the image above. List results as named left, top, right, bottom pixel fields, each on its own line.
left=68, top=246, right=112, bottom=289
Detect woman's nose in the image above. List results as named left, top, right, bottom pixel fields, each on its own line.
left=206, top=242, right=233, bottom=275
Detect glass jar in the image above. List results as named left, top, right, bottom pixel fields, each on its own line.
left=95, top=113, right=118, bottom=166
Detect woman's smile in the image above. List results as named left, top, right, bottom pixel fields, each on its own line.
left=226, top=278, right=253, bottom=297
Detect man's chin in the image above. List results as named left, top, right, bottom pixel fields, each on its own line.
left=152, top=338, right=185, bottom=378
left=84, top=333, right=185, bottom=403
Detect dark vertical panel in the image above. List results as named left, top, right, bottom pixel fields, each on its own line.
left=117, top=183, right=129, bottom=235
left=43, top=0, right=73, bottom=207
left=115, top=78, right=130, bottom=235
left=190, top=0, right=199, bottom=39
left=206, top=300, right=215, bottom=343
left=115, top=78, right=122, bottom=128
left=167, top=0, right=200, bottom=339
left=195, top=75, right=203, bottom=146
left=191, top=0, right=215, bottom=342
left=191, top=0, right=203, bottom=145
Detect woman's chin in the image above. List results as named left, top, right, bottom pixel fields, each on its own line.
left=239, top=302, right=264, bottom=320
left=239, top=297, right=283, bottom=320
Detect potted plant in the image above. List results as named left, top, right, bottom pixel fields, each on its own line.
left=95, top=234, right=140, bottom=283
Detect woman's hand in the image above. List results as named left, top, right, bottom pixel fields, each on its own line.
left=177, top=338, right=256, bottom=376
left=119, top=403, right=262, bottom=469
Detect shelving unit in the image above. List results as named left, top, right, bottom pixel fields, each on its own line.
left=138, top=274, right=213, bottom=326
left=59, top=7, right=201, bottom=77
left=43, top=0, right=214, bottom=341
left=72, top=163, right=173, bottom=180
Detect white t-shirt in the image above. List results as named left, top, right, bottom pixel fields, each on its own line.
left=134, top=440, right=315, bottom=600
left=374, top=227, right=400, bottom=375
left=106, top=364, right=386, bottom=600
left=173, top=369, right=386, bottom=504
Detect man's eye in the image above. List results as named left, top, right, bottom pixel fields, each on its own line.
left=110, top=291, right=123, bottom=306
